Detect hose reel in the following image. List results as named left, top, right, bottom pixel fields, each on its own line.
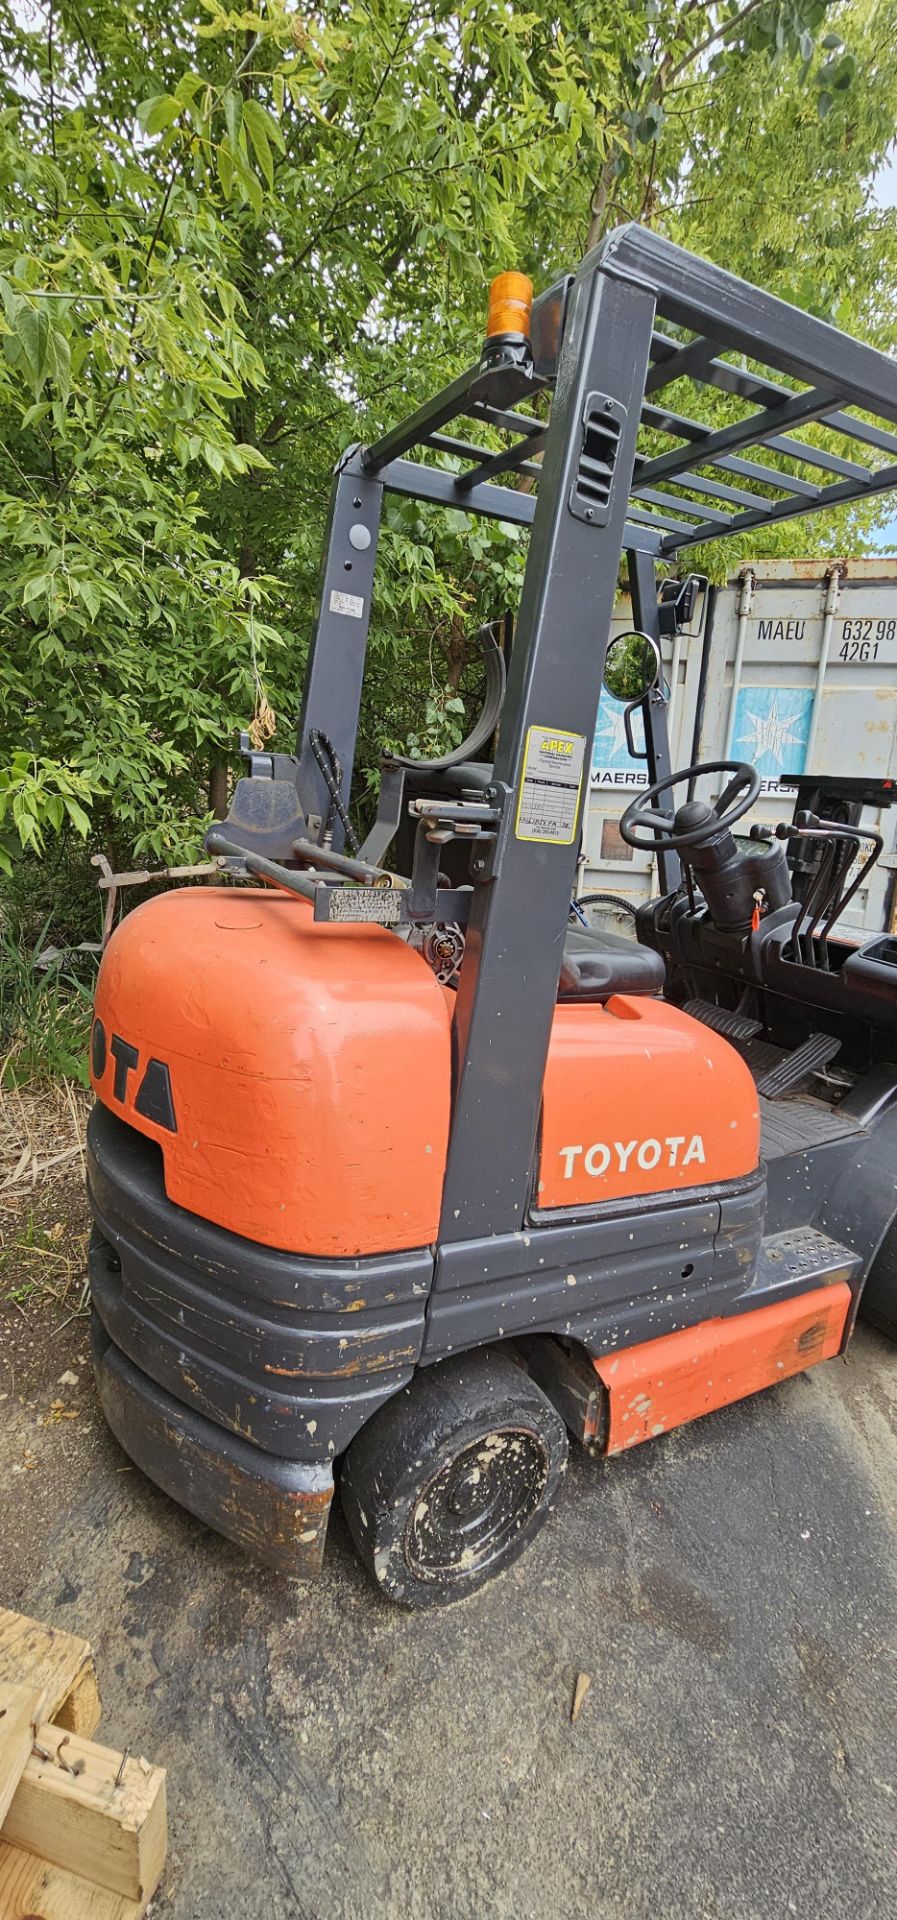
left=384, top=622, right=507, bottom=777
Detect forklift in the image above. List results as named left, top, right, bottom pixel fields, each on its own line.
left=87, top=228, right=897, bottom=1607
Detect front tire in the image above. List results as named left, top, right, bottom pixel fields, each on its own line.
left=339, top=1349, right=568, bottom=1608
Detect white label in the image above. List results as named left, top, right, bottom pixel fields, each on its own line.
left=325, top=887, right=403, bottom=924
left=329, top=589, right=364, bottom=619
left=515, top=726, right=586, bottom=844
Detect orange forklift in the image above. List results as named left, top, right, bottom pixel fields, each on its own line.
left=87, top=228, right=897, bottom=1606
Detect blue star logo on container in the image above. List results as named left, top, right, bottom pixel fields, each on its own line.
left=731, top=687, right=813, bottom=778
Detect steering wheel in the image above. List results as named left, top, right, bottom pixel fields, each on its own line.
left=619, top=760, right=761, bottom=853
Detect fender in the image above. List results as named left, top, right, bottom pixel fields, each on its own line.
left=816, top=1071, right=897, bottom=1337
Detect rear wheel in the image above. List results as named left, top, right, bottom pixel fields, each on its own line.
left=339, top=1349, right=568, bottom=1608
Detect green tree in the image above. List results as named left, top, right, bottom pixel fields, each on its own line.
left=0, top=0, right=894, bottom=876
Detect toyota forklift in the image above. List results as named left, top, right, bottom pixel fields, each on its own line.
left=87, top=228, right=897, bottom=1607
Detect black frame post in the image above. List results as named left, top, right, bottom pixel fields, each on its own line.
left=295, top=458, right=384, bottom=846
left=627, top=547, right=680, bottom=895
left=437, top=257, right=657, bottom=1245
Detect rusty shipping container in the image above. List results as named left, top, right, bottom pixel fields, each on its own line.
left=586, top=558, right=897, bottom=939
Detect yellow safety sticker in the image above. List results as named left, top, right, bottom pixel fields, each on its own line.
left=514, top=725, right=586, bottom=845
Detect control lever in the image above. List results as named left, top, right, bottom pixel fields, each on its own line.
left=206, top=831, right=319, bottom=903
left=410, top=798, right=501, bottom=839
left=769, top=817, right=883, bottom=966
left=291, top=837, right=403, bottom=889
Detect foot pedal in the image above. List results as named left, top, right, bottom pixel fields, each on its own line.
left=757, top=1032, right=841, bottom=1100
left=683, top=998, right=762, bottom=1043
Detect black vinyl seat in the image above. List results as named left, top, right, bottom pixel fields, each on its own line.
left=404, top=763, right=666, bottom=1003
left=559, top=925, right=666, bottom=1002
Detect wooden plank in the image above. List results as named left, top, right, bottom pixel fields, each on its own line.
left=0, top=1840, right=148, bottom=1919
left=2, top=1724, right=166, bottom=1904
left=0, top=1688, right=42, bottom=1830
left=0, top=1611, right=101, bottom=1738
left=54, top=1664, right=103, bottom=1739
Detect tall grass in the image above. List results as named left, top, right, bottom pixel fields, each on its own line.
left=0, top=920, right=94, bottom=1087
left=0, top=844, right=101, bottom=1088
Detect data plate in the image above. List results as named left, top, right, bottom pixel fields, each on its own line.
left=318, top=886, right=404, bottom=924
left=329, top=588, right=365, bottom=618
left=515, top=726, right=586, bottom=845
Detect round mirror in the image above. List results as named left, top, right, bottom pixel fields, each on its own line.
left=602, top=630, right=661, bottom=703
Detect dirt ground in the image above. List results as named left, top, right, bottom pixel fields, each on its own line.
left=1, top=1168, right=896, bottom=1920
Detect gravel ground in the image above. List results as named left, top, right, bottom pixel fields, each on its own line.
left=1, top=1191, right=895, bottom=1920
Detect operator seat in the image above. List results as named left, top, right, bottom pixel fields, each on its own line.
left=404, top=760, right=666, bottom=1002
left=559, top=924, right=665, bottom=1002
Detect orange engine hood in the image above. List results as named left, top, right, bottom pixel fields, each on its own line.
left=537, top=995, right=760, bottom=1209
left=90, top=887, right=452, bottom=1258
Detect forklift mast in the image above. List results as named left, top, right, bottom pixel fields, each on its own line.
left=235, top=225, right=897, bottom=1248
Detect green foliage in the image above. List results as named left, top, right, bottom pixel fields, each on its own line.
left=0, top=919, right=92, bottom=1084
left=0, top=754, right=96, bottom=869
left=0, top=841, right=98, bottom=1082
left=361, top=505, right=526, bottom=765
left=1, top=830, right=100, bottom=949
left=0, top=0, right=894, bottom=883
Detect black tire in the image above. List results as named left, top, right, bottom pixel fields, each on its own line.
left=339, top=1348, right=569, bottom=1608
left=572, top=891, right=639, bottom=931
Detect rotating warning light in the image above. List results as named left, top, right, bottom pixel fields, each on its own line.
left=486, top=270, right=533, bottom=340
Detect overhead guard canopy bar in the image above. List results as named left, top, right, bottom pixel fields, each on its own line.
left=359, top=223, right=897, bottom=559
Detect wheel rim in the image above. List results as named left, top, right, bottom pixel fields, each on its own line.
left=405, top=1426, right=550, bottom=1583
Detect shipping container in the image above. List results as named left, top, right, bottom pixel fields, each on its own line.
left=584, top=558, right=897, bottom=940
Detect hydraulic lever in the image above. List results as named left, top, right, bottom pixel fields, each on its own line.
left=752, top=814, right=884, bottom=967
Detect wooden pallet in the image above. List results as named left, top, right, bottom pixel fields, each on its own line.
left=0, top=1608, right=167, bottom=1919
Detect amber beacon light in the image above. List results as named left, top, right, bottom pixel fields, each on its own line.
left=486, top=270, right=533, bottom=341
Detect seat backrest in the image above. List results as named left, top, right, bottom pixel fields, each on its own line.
left=559, top=926, right=666, bottom=1002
